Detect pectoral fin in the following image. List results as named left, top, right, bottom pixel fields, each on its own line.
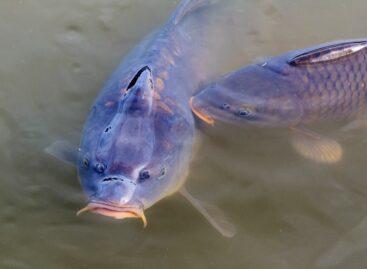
left=180, top=187, right=236, bottom=238
left=290, top=127, right=342, bottom=163
left=45, top=140, right=80, bottom=167
left=341, top=116, right=367, bottom=132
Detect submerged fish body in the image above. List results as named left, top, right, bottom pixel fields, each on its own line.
left=80, top=49, right=195, bottom=211
left=191, top=39, right=367, bottom=163
left=48, top=0, right=236, bottom=236
left=78, top=3, right=201, bottom=217
left=191, top=39, right=367, bottom=128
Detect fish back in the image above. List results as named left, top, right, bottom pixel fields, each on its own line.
left=286, top=40, right=367, bottom=123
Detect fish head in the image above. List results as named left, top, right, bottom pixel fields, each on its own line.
left=191, top=62, right=302, bottom=128
left=77, top=66, right=194, bottom=224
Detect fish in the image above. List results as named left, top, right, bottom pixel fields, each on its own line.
left=46, top=0, right=235, bottom=237
left=190, top=39, right=367, bottom=163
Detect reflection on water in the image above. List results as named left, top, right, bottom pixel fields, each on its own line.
left=1, top=0, right=367, bottom=268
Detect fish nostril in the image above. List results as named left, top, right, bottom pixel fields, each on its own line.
left=220, top=103, right=231, bottom=110
left=95, top=162, right=106, bottom=174
left=236, top=108, right=251, bottom=117
left=139, top=170, right=150, bottom=182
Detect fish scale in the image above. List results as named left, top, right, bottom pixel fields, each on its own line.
left=289, top=47, right=367, bottom=123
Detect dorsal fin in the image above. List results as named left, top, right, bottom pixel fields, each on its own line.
left=288, top=40, right=367, bottom=66
left=171, top=0, right=210, bottom=25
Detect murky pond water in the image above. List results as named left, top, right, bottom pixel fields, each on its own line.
left=2, top=0, right=367, bottom=268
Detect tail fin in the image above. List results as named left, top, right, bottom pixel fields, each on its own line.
left=171, top=0, right=212, bottom=25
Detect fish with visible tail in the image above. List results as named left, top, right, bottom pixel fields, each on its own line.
left=191, top=39, right=367, bottom=163
left=46, top=0, right=235, bottom=237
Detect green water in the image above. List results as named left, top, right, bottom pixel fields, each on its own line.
left=2, top=0, right=367, bottom=268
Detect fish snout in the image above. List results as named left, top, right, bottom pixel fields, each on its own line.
left=189, top=97, right=214, bottom=126
left=94, top=176, right=137, bottom=205
left=77, top=176, right=147, bottom=226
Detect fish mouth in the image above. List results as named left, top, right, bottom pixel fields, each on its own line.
left=189, top=97, right=214, bottom=126
left=77, top=202, right=147, bottom=227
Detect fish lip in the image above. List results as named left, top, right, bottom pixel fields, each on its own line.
left=77, top=201, right=147, bottom=227
left=88, top=200, right=141, bottom=212
left=189, top=97, right=214, bottom=126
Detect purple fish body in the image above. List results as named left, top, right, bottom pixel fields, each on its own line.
left=47, top=0, right=238, bottom=236
left=77, top=0, right=211, bottom=219
left=191, top=39, right=367, bottom=128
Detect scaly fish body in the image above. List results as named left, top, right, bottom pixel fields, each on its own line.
left=283, top=40, right=367, bottom=124
left=191, top=39, right=367, bottom=128
left=191, top=40, right=367, bottom=164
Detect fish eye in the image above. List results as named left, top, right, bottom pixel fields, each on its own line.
left=220, top=103, right=231, bottom=110
left=236, top=108, right=252, bottom=117
left=82, top=158, right=89, bottom=168
left=95, top=162, right=106, bottom=174
left=139, top=170, right=151, bottom=182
